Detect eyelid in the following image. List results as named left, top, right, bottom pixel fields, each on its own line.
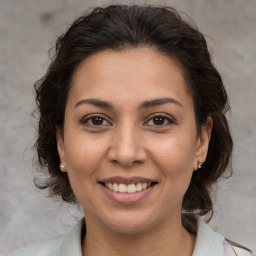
left=80, top=114, right=112, bottom=126
left=144, top=113, right=175, bottom=126
left=79, top=113, right=175, bottom=127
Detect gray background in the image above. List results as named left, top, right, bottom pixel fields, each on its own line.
left=0, top=0, right=255, bottom=254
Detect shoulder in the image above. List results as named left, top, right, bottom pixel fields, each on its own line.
left=224, top=239, right=254, bottom=256
left=4, top=218, right=85, bottom=256
left=188, top=214, right=255, bottom=256
left=4, top=235, right=65, bottom=256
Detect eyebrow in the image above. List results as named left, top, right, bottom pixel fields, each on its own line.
left=139, top=97, right=183, bottom=109
left=74, top=97, right=183, bottom=110
left=75, top=99, right=114, bottom=109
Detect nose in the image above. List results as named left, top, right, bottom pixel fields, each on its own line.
left=107, top=123, right=147, bottom=168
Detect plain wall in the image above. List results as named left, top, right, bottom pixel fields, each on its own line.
left=0, top=0, right=255, bottom=254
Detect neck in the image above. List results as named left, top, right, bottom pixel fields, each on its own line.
left=82, top=214, right=196, bottom=256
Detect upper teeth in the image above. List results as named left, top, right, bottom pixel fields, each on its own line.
left=105, top=183, right=151, bottom=193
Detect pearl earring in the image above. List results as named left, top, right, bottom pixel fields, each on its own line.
left=197, top=160, right=202, bottom=169
left=60, top=164, right=65, bottom=169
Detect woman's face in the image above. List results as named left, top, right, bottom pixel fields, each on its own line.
left=57, top=47, right=211, bottom=234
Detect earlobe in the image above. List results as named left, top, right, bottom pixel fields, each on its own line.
left=56, top=128, right=67, bottom=172
left=194, top=117, right=213, bottom=170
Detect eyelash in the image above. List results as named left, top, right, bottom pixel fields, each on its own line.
left=80, top=114, right=110, bottom=127
left=145, top=114, right=174, bottom=127
left=80, top=114, right=175, bottom=128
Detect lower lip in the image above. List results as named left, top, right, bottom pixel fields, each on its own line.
left=100, top=184, right=156, bottom=204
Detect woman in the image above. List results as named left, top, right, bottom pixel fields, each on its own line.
left=6, top=4, right=254, bottom=256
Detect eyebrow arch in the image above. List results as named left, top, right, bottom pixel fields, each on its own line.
left=139, top=97, right=183, bottom=109
left=74, top=97, right=183, bottom=110
left=74, top=99, right=114, bottom=109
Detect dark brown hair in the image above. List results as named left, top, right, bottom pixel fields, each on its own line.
left=34, top=4, right=233, bottom=220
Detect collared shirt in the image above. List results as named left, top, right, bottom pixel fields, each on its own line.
left=5, top=215, right=254, bottom=256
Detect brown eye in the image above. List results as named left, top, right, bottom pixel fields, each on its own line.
left=153, top=116, right=165, bottom=125
left=91, top=117, right=104, bottom=125
left=146, top=114, right=173, bottom=126
left=81, top=115, right=111, bottom=127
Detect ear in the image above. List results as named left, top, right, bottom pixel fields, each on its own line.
left=193, top=117, right=213, bottom=170
left=56, top=128, right=67, bottom=172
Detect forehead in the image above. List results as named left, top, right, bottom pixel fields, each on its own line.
left=68, top=47, right=192, bottom=109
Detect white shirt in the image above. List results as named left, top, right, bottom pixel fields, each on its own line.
left=5, top=214, right=254, bottom=256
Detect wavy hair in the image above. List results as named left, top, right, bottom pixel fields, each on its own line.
left=34, top=4, right=233, bottom=221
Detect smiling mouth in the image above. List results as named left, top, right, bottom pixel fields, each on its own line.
left=99, top=182, right=158, bottom=194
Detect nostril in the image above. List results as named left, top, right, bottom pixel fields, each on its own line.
left=107, top=140, right=147, bottom=167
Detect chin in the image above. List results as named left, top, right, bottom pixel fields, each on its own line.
left=100, top=211, right=160, bottom=235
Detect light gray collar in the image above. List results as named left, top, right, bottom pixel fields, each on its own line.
left=59, top=215, right=225, bottom=256
left=192, top=214, right=225, bottom=256
left=61, top=218, right=84, bottom=256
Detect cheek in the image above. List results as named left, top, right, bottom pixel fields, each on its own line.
left=63, top=134, right=110, bottom=207
left=64, top=132, right=108, bottom=180
left=147, top=132, right=196, bottom=188
left=149, top=133, right=196, bottom=167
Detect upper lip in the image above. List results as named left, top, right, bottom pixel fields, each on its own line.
left=99, top=176, right=158, bottom=185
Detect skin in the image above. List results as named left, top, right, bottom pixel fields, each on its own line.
left=57, top=47, right=212, bottom=256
